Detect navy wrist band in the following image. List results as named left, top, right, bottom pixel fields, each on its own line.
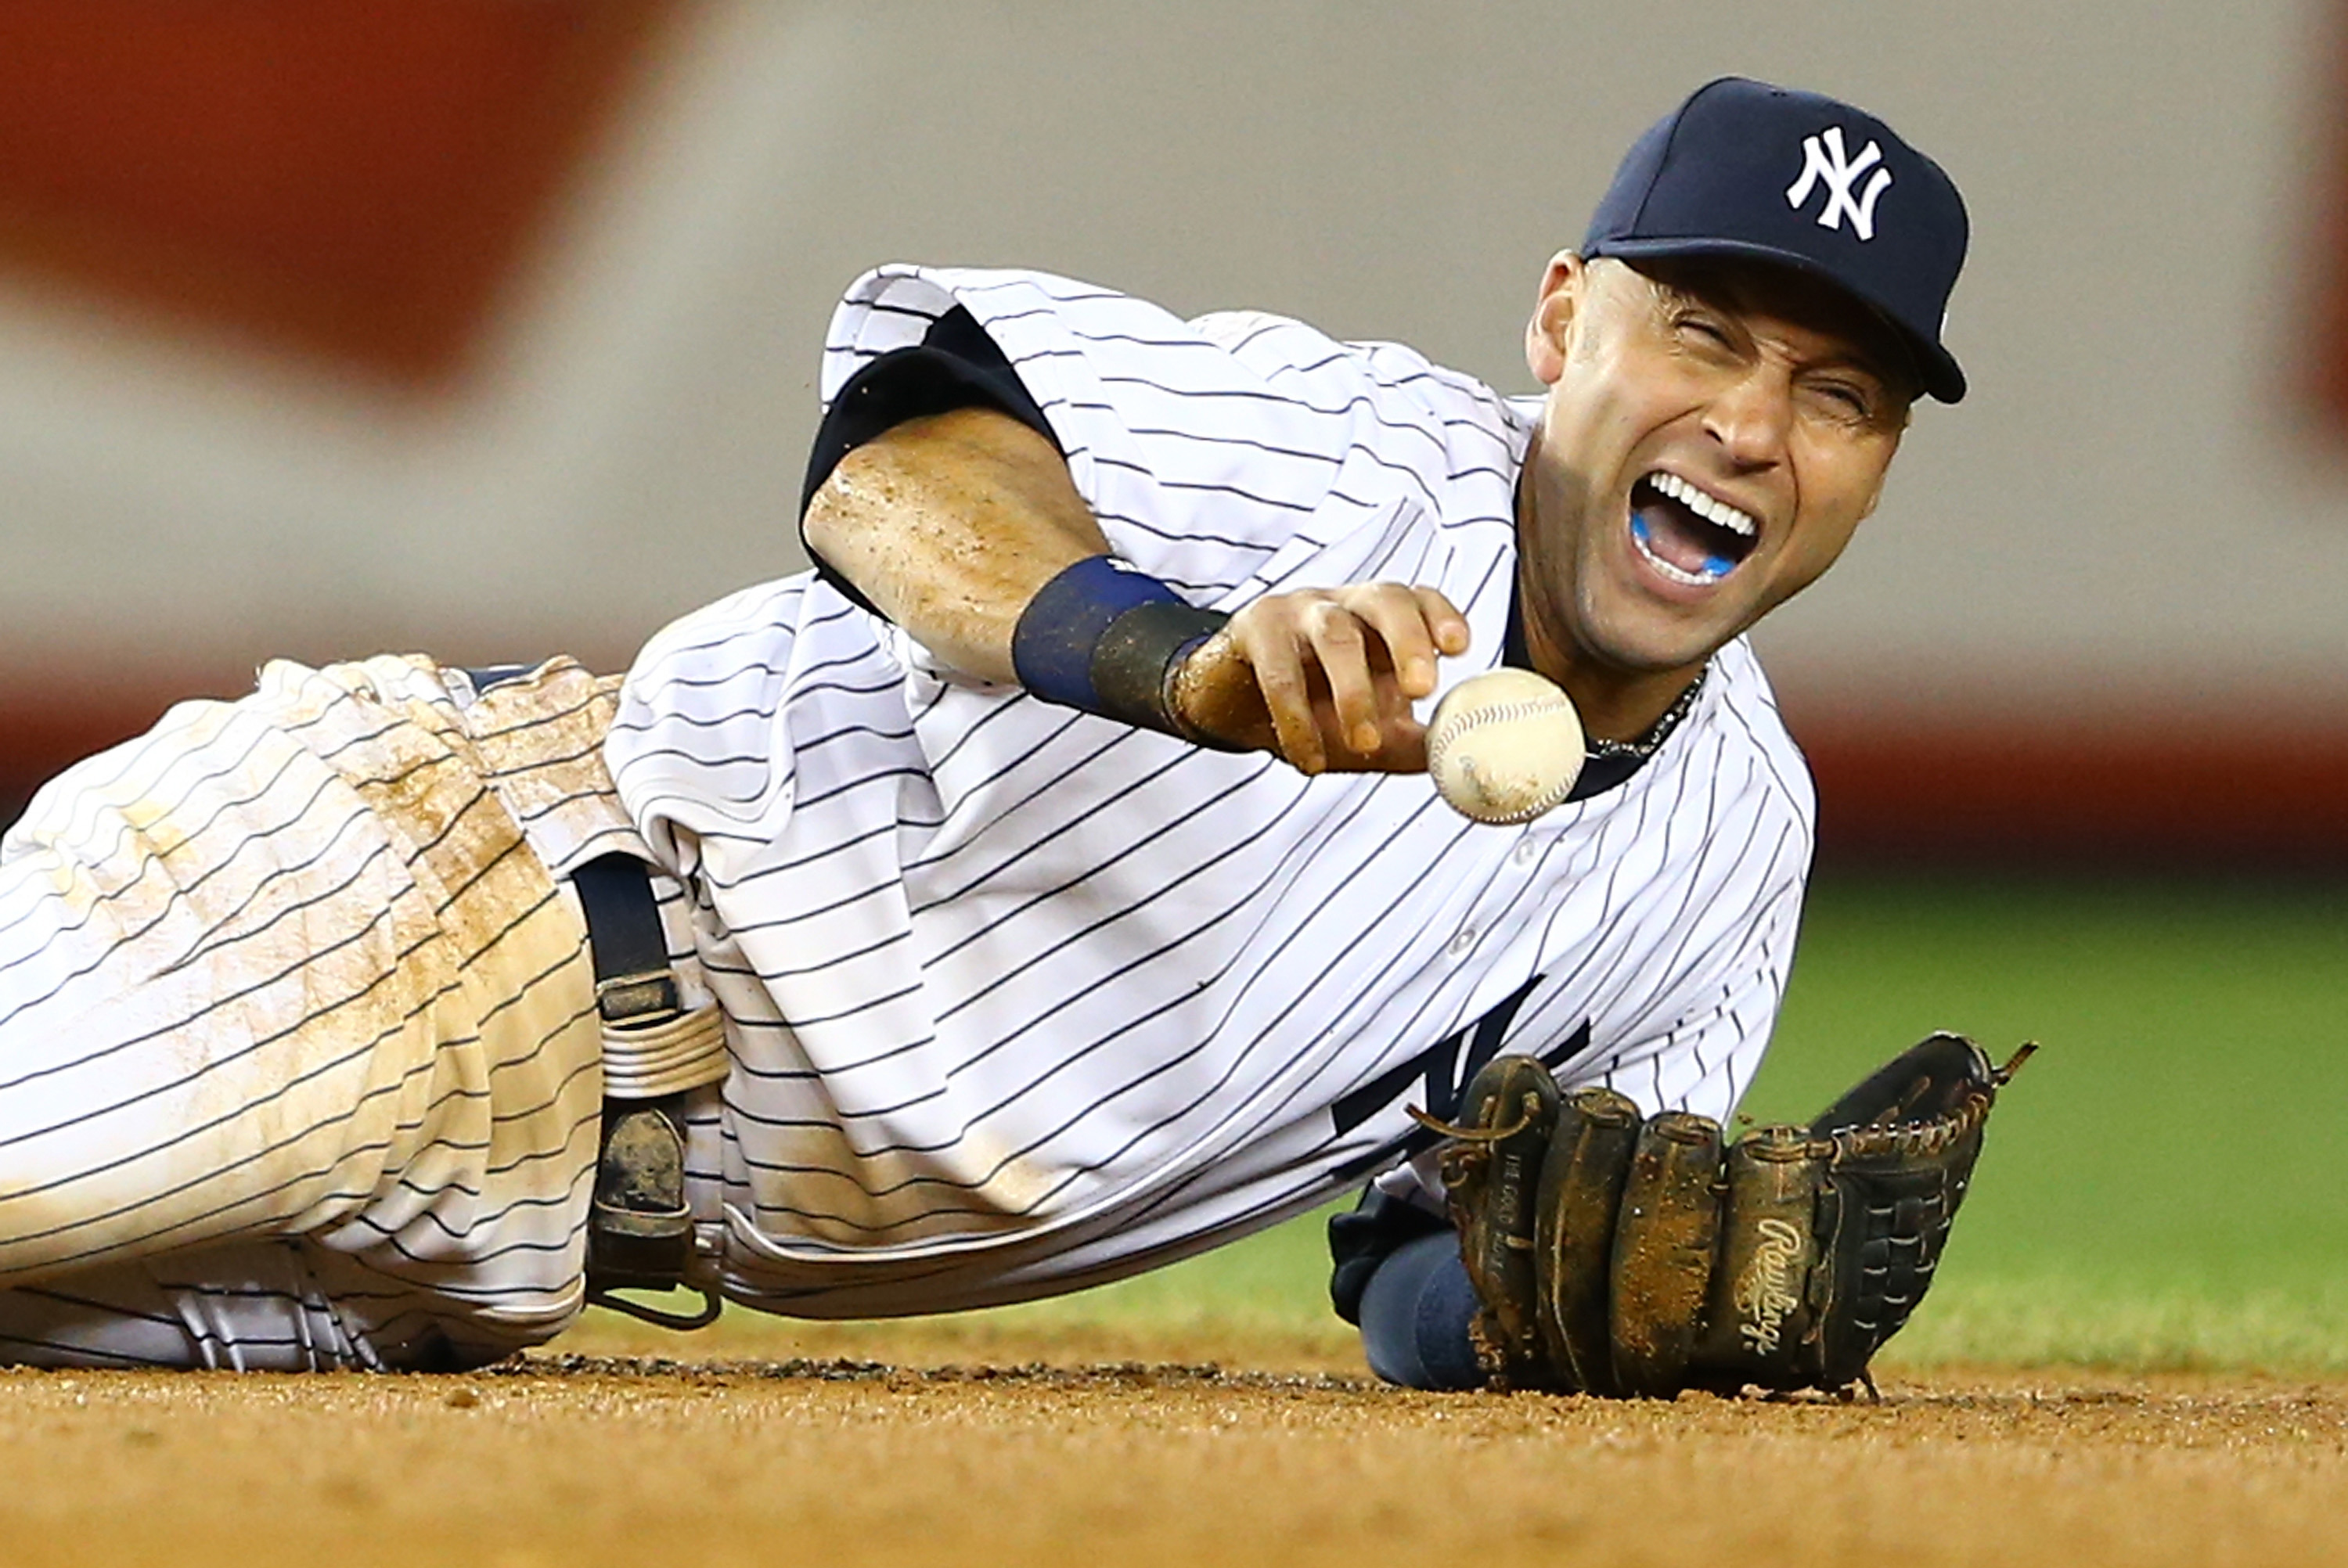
left=1011, top=556, right=1230, bottom=739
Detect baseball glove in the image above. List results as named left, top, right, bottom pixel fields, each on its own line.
left=1416, top=1032, right=2033, bottom=1397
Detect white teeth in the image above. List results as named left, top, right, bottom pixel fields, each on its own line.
left=1648, top=472, right=1757, bottom=538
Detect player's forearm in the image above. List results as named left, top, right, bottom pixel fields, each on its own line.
left=805, top=406, right=1460, bottom=771
left=803, top=406, right=1111, bottom=684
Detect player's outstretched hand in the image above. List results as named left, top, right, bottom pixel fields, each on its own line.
left=1170, top=584, right=1471, bottom=773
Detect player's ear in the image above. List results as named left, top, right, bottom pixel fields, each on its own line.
left=1525, top=251, right=1586, bottom=387
left=1858, top=472, right=1889, bottom=523
left=1856, top=425, right=1906, bottom=521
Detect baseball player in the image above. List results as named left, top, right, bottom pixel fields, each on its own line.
left=0, top=78, right=1979, bottom=1383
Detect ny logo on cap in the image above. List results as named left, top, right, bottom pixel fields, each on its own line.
left=1784, top=125, right=1892, bottom=241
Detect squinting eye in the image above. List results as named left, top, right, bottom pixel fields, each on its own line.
left=1680, top=318, right=1733, bottom=347
left=1817, top=383, right=1874, bottom=419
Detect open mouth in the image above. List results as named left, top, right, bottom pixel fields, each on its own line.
left=1627, top=471, right=1759, bottom=588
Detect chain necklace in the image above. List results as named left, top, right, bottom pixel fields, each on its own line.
left=1584, top=665, right=1709, bottom=762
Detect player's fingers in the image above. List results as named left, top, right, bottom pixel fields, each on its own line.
left=1413, top=587, right=1473, bottom=659
left=1359, top=667, right=1430, bottom=772
left=1234, top=616, right=1329, bottom=773
left=1345, top=588, right=1446, bottom=701
left=1299, top=601, right=1384, bottom=758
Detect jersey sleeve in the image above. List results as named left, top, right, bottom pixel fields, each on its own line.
left=817, top=265, right=1478, bottom=607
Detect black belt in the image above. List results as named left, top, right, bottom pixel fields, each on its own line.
left=464, top=667, right=722, bottom=1332
left=573, top=854, right=722, bottom=1331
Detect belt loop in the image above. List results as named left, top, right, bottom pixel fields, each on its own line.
left=571, top=851, right=726, bottom=1327
left=573, top=856, right=730, bottom=1099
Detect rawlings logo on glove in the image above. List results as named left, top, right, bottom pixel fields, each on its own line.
left=1734, top=1218, right=1806, bottom=1356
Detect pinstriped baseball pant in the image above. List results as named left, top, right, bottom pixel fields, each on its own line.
left=0, top=655, right=618, bottom=1370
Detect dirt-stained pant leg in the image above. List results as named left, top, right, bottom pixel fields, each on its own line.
left=0, top=656, right=614, bottom=1369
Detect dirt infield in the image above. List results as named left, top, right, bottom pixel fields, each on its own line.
left=4, top=1333, right=2346, bottom=1568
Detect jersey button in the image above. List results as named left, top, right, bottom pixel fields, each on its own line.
left=1511, top=838, right=1537, bottom=867
left=1447, top=927, right=1477, bottom=958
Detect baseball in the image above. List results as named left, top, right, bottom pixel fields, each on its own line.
left=1424, top=669, right=1586, bottom=824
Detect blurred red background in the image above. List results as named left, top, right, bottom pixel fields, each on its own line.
left=0, top=0, right=671, bottom=387
left=0, top=2, right=2337, bottom=871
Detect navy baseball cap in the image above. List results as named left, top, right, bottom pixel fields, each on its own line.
left=1583, top=77, right=1970, bottom=402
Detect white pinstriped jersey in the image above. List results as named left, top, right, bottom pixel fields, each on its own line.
left=609, top=266, right=1817, bottom=1320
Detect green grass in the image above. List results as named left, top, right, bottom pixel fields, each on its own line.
left=590, top=876, right=2348, bottom=1373
left=1745, top=875, right=2348, bottom=1371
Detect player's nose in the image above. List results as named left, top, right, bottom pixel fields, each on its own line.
left=1699, top=367, right=1793, bottom=472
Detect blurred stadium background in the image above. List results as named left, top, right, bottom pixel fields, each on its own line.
left=0, top=2, right=2339, bottom=1368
